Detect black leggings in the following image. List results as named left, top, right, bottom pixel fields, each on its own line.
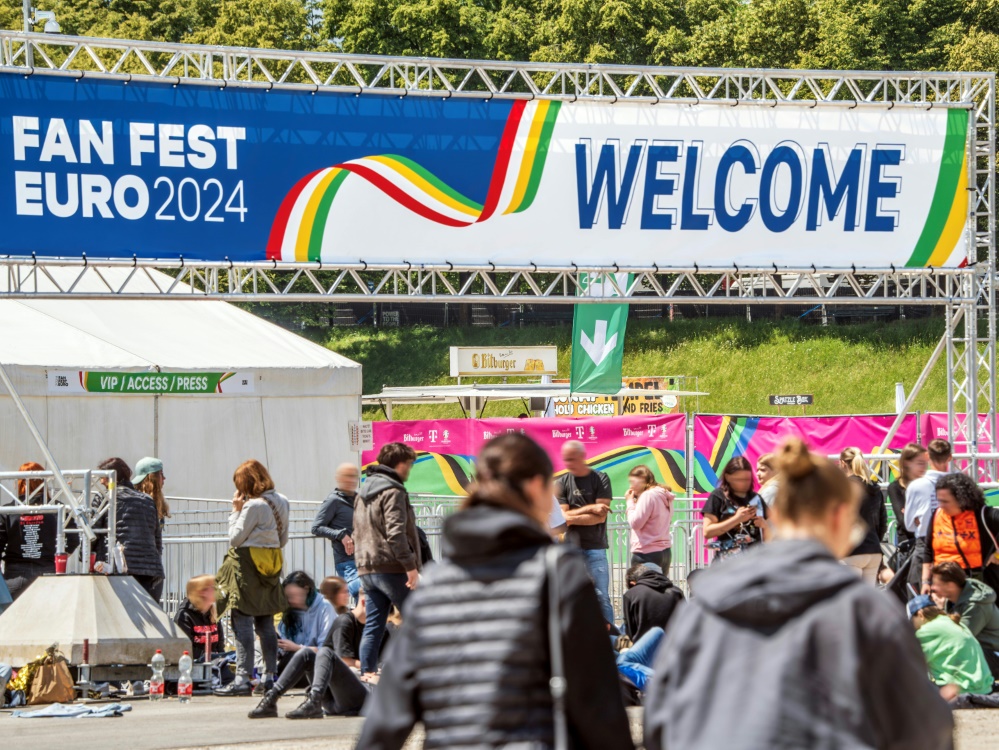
left=273, top=645, right=369, bottom=716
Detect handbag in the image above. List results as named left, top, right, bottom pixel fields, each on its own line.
left=545, top=545, right=569, bottom=750
left=27, top=646, right=76, bottom=705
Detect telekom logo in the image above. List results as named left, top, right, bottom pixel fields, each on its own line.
left=429, top=430, right=438, bottom=441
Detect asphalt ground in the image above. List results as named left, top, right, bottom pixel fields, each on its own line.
left=2, top=695, right=997, bottom=749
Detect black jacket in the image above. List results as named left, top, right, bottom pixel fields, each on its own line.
left=0, top=509, right=59, bottom=579
left=311, top=488, right=356, bottom=564
left=95, top=487, right=164, bottom=578
left=645, top=539, right=953, bottom=750
left=355, top=504, right=633, bottom=750
left=174, top=598, right=220, bottom=662
left=623, top=567, right=684, bottom=642
left=850, top=477, right=888, bottom=556
left=887, top=480, right=915, bottom=545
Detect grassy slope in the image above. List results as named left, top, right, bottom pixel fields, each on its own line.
left=324, top=318, right=952, bottom=421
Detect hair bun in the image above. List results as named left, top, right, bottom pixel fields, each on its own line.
left=779, top=437, right=817, bottom=480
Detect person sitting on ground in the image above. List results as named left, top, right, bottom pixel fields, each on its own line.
left=0, top=462, right=60, bottom=601
left=311, top=463, right=361, bottom=602
left=645, top=438, right=953, bottom=750
left=276, top=571, right=336, bottom=679
left=839, top=447, right=888, bottom=585
left=133, top=457, right=170, bottom=529
left=357, top=433, right=633, bottom=749
left=908, top=594, right=994, bottom=699
left=250, top=593, right=375, bottom=719
left=931, top=562, right=999, bottom=678
left=624, top=465, right=674, bottom=571
left=617, top=626, right=666, bottom=696
left=623, top=563, right=684, bottom=643
left=94, top=457, right=165, bottom=602
left=174, top=574, right=222, bottom=663
left=920, top=472, right=999, bottom=596
left=319, top=576, right=350, bottom=615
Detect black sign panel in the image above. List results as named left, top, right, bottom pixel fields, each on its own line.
left=769, top=394, right=814, bottom=406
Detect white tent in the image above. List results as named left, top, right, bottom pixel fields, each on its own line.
left=0, top=269, right=361, bottom=502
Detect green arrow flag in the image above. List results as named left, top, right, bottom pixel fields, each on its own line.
left=569, top=274, right=629, bottom=394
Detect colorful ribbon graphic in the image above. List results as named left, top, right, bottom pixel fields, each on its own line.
left=267, top=100, right=561, bottom=262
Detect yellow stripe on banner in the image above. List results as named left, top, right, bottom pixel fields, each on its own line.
left=926, top=150, right=969, bottom=267
left=367, top=155, right=481, bottom=218
left=709, top=416, right=731, bottom=466
left=504, top=101, right=549, bottom=215
left=647, top=450, right=686, bottom=494
left=295, top=169, right=341, bottom=262
left=430, top=453, right=469, bottom=496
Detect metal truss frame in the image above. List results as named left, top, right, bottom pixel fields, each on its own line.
left=0, top=32, right=994, bottom=468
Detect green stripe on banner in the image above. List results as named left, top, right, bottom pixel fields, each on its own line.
left=516, top=101, right=562, bottom=213
left=388, top=155, right=484, bottom=211
left=906, top=108, right=968, bottom=267
left=308, top=169, right=349, bottom=261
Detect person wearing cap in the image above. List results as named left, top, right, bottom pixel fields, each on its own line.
left=908, top=594, right=995, bottom=699
left=133, top=457, right=170, bottom=528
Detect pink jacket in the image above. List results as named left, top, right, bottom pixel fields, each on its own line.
left=626, top=486, right=674, bottom=553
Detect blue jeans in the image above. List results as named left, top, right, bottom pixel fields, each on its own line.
left=581, top=548, right=615, bottom=626
left=336, top=560, right=361, bottom=602
left=359, top=572, right=411, bottom=674
left=616, top=627, right=664, bottom=691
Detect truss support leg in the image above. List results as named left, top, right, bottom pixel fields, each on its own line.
left=0, top=361, right=95, bottom=543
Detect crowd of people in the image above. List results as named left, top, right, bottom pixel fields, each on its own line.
left=3, top=433, right=999, bottom=748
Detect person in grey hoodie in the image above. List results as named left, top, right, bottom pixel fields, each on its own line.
left=645, top=437, right=953, bottom=750
left=931, top=561, right=999, bottom=677
left=352, top=442, right=420, bottom=678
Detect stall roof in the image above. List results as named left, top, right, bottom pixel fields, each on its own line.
left=363, top=383, right=708, bottom=406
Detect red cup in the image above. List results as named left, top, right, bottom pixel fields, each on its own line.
left=89, top=553, right=97, bottom=573
left=54, top=553, right=68, bottom=574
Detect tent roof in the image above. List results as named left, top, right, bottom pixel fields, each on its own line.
left=363, top=383, right=708, bottom=405
left=0, top=268, right=359, bottom=395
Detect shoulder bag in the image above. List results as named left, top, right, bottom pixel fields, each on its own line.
left=545, top=544, right=569, bottom=750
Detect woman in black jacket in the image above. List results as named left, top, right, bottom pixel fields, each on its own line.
left=0, top=461, right=59, bottom=600
left=95, top=457, right=165, bottom=602
left=356, top=434, right=633, bottom=750
left=839, top=447, right=887, bottom=585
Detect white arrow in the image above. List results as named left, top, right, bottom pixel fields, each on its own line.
left=580, top=319, right=618, bottom=366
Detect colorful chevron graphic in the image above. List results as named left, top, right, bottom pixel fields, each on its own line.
left=266, top=99, right=562, bottom=262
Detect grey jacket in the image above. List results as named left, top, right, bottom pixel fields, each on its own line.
left=353, top=465, right=420, bottom=576
left=311, top=488, right=355, bottom=564
left=228, top=490, right=290, bottom=549
left=355, top=505, right=632, bottom=750
left=645, top=539, right=953, bottom=750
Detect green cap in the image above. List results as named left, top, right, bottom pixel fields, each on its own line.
left=132, top=456, right=163, bottom=485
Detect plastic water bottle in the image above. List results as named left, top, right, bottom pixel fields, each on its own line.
left=177, top=651, right=193, bottom=704
left=150, top=650, right=165, bottom=701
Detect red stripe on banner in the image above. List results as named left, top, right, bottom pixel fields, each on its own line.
left=339, top=163, right=473, bottom=228
left=477, top=100, right=527, bottom=223
left=266, top=170, right=323, bottom=260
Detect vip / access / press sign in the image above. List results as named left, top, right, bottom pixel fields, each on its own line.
left=0, top=75, right=969, bottom=268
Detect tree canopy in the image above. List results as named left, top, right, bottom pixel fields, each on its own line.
left=3, top=0, right=999, bottom=74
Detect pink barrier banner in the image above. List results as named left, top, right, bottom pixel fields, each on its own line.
left=921, top=413, right=994, bottom=453
left=364, top=414, right=688, bottom=497
left=691, top=414, right=919, bottom=495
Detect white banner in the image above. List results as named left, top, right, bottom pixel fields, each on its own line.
left=449, top=346, right=558, bottom=377
left=279, top=102, right=970, bottom=268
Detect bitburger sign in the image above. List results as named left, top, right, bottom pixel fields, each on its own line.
left=449, top=347, right=558, bottom=377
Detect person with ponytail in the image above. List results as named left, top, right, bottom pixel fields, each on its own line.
left=133, top=457, right=170, bottom=526
left=356, top=433, right=632, bottom=750
left=645, top=438, right=953, bottom=750
left=839, top=447, right=888, bottom=585
left=625, top=465, right=674, bottom=570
